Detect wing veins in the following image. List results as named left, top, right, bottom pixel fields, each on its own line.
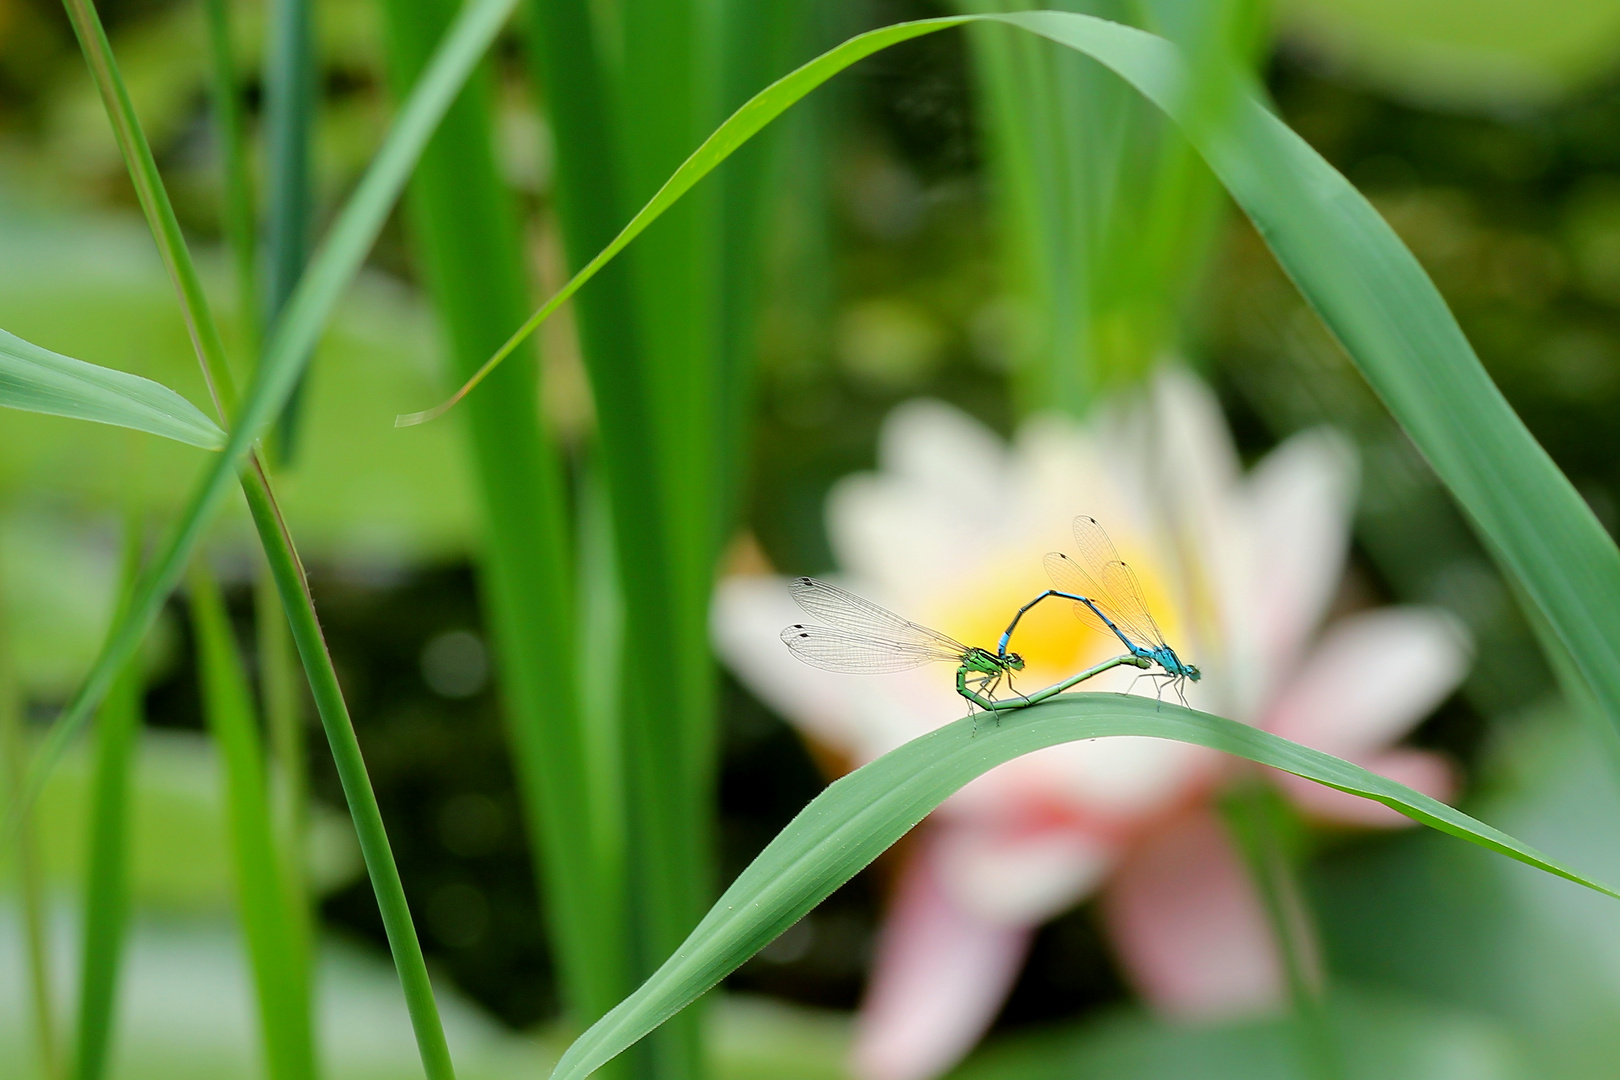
left=788, top=577, right=968, bottom=655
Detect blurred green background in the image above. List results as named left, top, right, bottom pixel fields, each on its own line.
left=3, top=0, right=1620, bottom=1077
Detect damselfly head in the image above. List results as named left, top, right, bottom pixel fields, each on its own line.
left=1006, top=652, right=1026, bottom=671
left=1186, top=663, right=1202, bottom=683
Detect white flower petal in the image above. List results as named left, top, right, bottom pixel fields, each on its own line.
left=879, top=398, right=1007, bottom=494
left=1246, top=427, right=1358, bottom=684
left=933, top=820, right=1115, bottom=924
left=1148, top=367, right=1262, bottom=718
left=1265, top=607, right=1472, bottom=758
left=827, top=401, right=1009, bottom=604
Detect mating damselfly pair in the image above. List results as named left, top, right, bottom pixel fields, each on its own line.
left=781, top=516, right=1201, bottom=715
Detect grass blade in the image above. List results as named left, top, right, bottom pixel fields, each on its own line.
left=242, top=465, right=456, bottom=1080
left=60, top=0, right=239, bottom=412
left=0, top=326, right=225, bottom=449
left=188, top=562, right=315, bottom=1080
left=1221, top=783, right=1340, bottom=1080
left=548, top=693, right=1620, bottom=1080
left=376, top=0, right=627, bottom=1041
left=522, top=7, right=711, bottom=1076
left=70, top=534, right=143, bottom=1080
left=262, top=0, right=316, bottom=457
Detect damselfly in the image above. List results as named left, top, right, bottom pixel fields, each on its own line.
left=781, top=576, right=1146, bottom=714
left=1000, top=515, right=1201, bottom=701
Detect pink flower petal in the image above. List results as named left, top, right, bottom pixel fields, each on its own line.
left=1277, top=747, right=1456, bottom=828
left=1266, top=608, right=1471, bottom=759
left=1101, top=808, right=1285, bottom=1020
left=853, top=840, right=1032, bottom=1080
left=1246, top=428, right=1357, bottom=682
left=933, top=819, right=1116, bottom=924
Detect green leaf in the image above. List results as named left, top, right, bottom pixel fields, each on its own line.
left=0, top=326, right=224, bottom=450
left=548, top=694, right=1618, bottom=1080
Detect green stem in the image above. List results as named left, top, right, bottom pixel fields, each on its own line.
left=0, top=561, right=62, bottom=1080
left=202, top=0, right=258, bottom=347
left=71, top=532, right=144, bottom=1080
left=1221, top=781, right=1341, bottom=1080
left=243, top=462, right=457, bottom=1080
left=262, top=0, right=315, bottom=457
left=255, top=566, right=311, bottom=924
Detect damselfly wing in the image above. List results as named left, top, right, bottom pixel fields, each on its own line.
left=780, top=577, right=973, bottom=673
left=1043, top=515, right=1168, bottom=653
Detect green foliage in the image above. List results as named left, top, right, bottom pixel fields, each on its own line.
left=521, top=4, right=815, bottom=1077
left=547, top=694, right=1617, bottom=1080
left=0, top=210, right=474, bottom=563
left=189, top=565, right=315, bottom=1080
left=15, top=0, right=517, bottom=870
left=1314, top=706, right=1620, bottom=1079
left=950, top=989, right=1524, bottom=1080
left=375, top=0, right=622, bottom=1048
left=261, top=0, right=315, bottom=456
left=6, top=728, right=360, bottom=908
left=72, top=542, right=144, bottom=1080
left=20, top=3, right=526, bottom=1078
left=0, top=325, right=224, bottom=450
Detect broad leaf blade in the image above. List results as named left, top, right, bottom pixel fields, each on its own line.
left=0, top=327, right=224, bottom=450
left=548, top=694, right=1617, bottom=1080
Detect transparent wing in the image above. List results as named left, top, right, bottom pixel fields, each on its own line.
left=788, top=577, right=969, bottom=656
left=1042, top=550, right=1120, bottom=641
left=1061, top=515, right=1168, bottom=649
left=780, top=624, right=957, bottom=674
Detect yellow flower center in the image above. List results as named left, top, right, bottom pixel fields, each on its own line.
left=925, top=544, right=1185, bottom=687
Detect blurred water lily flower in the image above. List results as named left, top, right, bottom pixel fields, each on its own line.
left=712, top=369, right=1469, bottom=1080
